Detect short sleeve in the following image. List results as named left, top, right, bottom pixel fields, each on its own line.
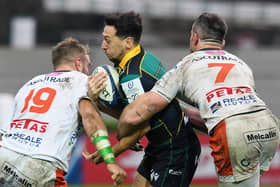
left=152, top=60, right=185, bottom=102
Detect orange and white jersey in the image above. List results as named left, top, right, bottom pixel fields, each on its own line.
left=0, top=71, right=88, bottom=171
left=152, top=49, right=267, bottom=133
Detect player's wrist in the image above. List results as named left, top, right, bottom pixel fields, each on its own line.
left=91, top=130, right=116, bottom=164
left=87, top=91, right=98, bottom=103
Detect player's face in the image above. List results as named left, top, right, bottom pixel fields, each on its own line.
left=101, top=26, right=127, bottom=65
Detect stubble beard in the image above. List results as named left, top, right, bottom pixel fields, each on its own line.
left=108, top=57, right=120, bottom=66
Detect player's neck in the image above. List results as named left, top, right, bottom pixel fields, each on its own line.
left=196, top=41, right=223, bottom=51
left=55, top=65, right=75, bottom=72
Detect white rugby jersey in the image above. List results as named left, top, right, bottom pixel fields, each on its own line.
left=0, top=71, right=88, bottom=171
left=152, top=49, right=267, bottom=133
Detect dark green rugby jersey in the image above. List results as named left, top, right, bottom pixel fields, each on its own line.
left=117, top=45, right=185, bottom=144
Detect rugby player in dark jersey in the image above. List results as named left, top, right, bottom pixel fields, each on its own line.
left=85, top=11, right=203, bottom=187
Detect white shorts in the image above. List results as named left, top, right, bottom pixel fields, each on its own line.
left=0, top=146, right=67, bottom=187
left=209, top=109, right=280, bottom=183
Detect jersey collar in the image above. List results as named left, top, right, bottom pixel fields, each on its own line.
left=118, top=45, right=141, bottom=70
left=198, top=48, right=221, bottom=51
left=54, top=70, right=71, bottom=72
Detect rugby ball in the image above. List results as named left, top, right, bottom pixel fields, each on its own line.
left=92, top=64, right=121, bottom=108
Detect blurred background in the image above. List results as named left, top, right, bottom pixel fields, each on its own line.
left=0, top=0, right=279, bottom=186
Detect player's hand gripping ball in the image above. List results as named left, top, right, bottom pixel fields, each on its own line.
left=92, top=65, right=122, bottom=108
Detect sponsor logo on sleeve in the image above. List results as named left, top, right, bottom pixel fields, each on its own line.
left=68, top=125, right=83, bottom=146
left=121, top=78, right=144, bottom=103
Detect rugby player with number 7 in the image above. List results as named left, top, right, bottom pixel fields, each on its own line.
left=118, top=12, right=280, bottom=187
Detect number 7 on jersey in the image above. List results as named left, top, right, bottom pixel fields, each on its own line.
left=208, top=63, right=235, bottom=83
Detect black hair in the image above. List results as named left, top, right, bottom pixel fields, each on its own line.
left=104, top=11, right=142, bottom=43
left=192, top=12, right=228, bottom=43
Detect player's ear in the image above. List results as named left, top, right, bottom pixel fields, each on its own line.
left=125, top=37, right=134, bottom=49
left=190, top=31, right=199, bottom=49
left=222, top=40, right=226, bottom=48
left=193, top=32, right=199, bottom=45
left=74, top=58, right=82, bottom=72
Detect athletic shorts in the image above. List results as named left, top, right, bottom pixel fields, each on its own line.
left=209, top=109, right=280, bottom=183
left=137, top=134, right=201, bottom=187
left=0, top=146, right=67, bottom=187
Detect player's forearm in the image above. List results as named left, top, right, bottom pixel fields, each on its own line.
left=84, top=119, right=116, bottom=164
left=114, top=125, right=149, bottom=156
left=113, top=137, right=137, bottom=157
left=79, top=99, right=104, bottom=136
left=118, top=93, right=166, bottom=138
left=184, top=107, right=208, bottom=134
left=117, top=96, right=151, bottom=138
left=82, top=110, right=107, bottom=137
left=90, top=130, right=116, bottom=164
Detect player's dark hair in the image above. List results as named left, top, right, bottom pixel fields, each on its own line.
left=104, top=11, right=142, bottom=44
left=52, top=37, right=90, bottom=68
left=192, top=12, right=228, bottom=43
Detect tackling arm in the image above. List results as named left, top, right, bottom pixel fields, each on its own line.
left=82, top=124, right=150, bottom=164
left=79, top=98, right=106, bottom=136
left=78, top=98, right=126, bottom=185
left=177, top=98, right=207, bottom=134
left=184, top=107, right=208, bottom=134
left=117, top=91, right=169, bottom=138
left=114, top=124, right=150, bottom=156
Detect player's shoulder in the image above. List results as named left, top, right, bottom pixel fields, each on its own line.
left=57, top=71, right=87, bottom=80
left=67, top=70, right=87, bottom=77
left=23, top=73, right=46, bottom=86
left=177, top=53, right=194, bottom=68
left=68, top=71, right=88, bottom=86
left=144, top=51, right=161, bottom=63
left=141, top=51, right=166, bottom=77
